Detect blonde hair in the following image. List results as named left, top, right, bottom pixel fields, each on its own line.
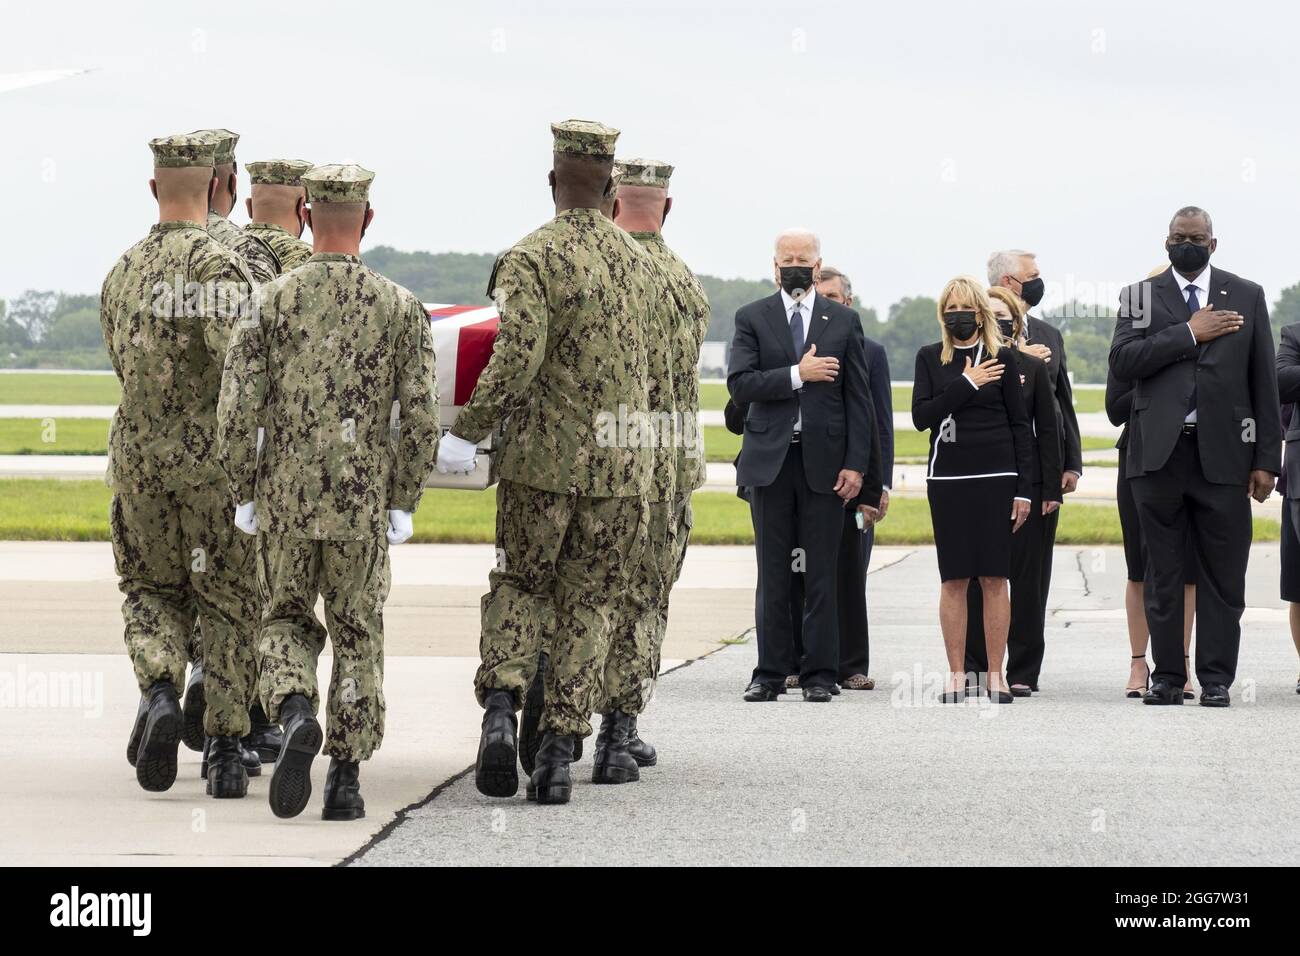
left=986, top=285, right=1026, bottom=343
left=937, top=276, right=1001, bottom=364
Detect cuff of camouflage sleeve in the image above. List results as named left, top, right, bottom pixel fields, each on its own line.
left=388, top=491, right=421, bottom=513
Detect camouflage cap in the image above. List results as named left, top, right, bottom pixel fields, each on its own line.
left=191, top=128, right=239, bottom=164
left=247, top=159, right=314, bottom=187
left=617, top=157, right=674, bottom=189
left=149, top=133, right=217, bottom=169
left=302, top=163, right=375, bottom=203
left=551, top=119, right=619, bottom=158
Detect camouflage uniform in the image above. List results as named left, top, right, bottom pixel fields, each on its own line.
left=455, top=192, right=663, bottom=739
left=244, top=222, right=311, bottom=274
left=101, top=136, right=260, bottom=738
left=217, top=164, right=439, bottom=761
left=208, top=211, right=279, bottom=285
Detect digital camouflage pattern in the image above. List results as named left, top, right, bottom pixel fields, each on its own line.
left=601, top=497, right=677, bottom=713
left=302, top=163, right=375, bottom=204
left=100, top=221, right=253, bottom=493
left=193, top=128, right=239, bottom=165
left=149, top=133, right=216, bottom=169
left=617, top=157, right=674, bottom=189
left=244, top=222, right=312, bottom=275
left=475, top=479, right=647, bottom=738
left=217, top=252, right=439, bottom=540
left=110, top=481, right=258, bottom=737
left=247, top=158, right=312, bottom=187
left=630, top=231, right=711, bottom=492
left=208, top=211, right=279, bottom=285
left=257, top=533, right=389, bottom=760
left=452, top=208, right=661, bottom=498
left=551, top=118, right=619, bottom=157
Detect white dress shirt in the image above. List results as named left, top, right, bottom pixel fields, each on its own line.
left=1173, top=264, right=1211, bottom=423
left=782, top=287, right=816, bottom=432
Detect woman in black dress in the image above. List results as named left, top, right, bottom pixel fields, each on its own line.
left=913, top=277, right=1034, bottom=703
left=964, top=287, right=1062, bottom=697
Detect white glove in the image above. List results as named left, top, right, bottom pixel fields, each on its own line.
left=234, top=501, right=258, bottom=536
left=435, top=432, right=478, bottom=474
left=386, top=509, right=413, bottom=545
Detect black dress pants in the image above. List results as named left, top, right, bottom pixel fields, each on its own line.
left=1131, top=431, right=1251, bottom=688
left=750, top=442, right=844, bottom=690
left=966, top=484, right=1048, bottom=685
left=791, top=511, right=873, bottom=680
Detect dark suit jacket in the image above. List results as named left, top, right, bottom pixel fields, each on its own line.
left=1020, top=351, right=1063, bottom=501
left=727, top=291, right=876, bottom=494
left=1105, top=366, right=1135, bottom=451
left=863, top=336, right=894, bottom=489
left=1026, top=315, right=1083, bottom=476
left=1109, top=266, right=1281, bottom=484
left=1276, top=323, right=1300, bottom=499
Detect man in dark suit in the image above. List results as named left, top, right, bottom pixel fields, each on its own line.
left=988, top=250, right=1082, bottom=691
left=1109, top=206, right=1281, bottom=708
left=727, top=230, right=879, bottom=702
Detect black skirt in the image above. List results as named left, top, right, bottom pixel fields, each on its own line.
left=1282, top=499, right=1300, bottom=603
left=1116, top=467, right=1197, bottom=585
left=928, top=475, right=1017, bottom=581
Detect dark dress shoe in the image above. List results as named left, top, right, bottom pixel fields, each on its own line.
left=322, top=757, right=365, bottom=821
left=126, top=695, right=148, bottom=767
left=625, top=715, right=657, bottom=767
left=476, top=688, right=519, bottom=798
left=1199, top=684, right=1231, bottom=708
left=802, top=685, right=833, bottom=702
left=136, top=681, right=182, bottom=792
left=527, top=731, right=575, bottom=804
left=200, top=735, right=261, bottom=779
left=743, top=682, right=780, bottom=702
left=242, top=702, right=283, bottom=764
left=181, top=661, right=206, bottom=752
left=519, top=653, right=546, bottom=776
left=987, top=690, right=1015, bottom=704
left=1010, top=684, right=1032, bottom=698
left=591, top=710, right=641, bottom=785
left=829, top=683, right=841, bottom=696
left=268, top=694, right=323, bottom=819
left=1143, top=680, right=1184, bottom=705
left=205, top=735, right=249, bottom=798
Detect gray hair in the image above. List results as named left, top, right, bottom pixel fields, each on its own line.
left=986, top=249, right=1036, bottom=287
left=774, top=227, right=821, bottom=257
left=1169, top=205, right=1213, bottom=235
left=819, top=265, right=852, bottom=300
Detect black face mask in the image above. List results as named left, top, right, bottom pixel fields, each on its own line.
left=944, top=310, right=979, bottom=341
left=1167, top=241, right=1211, bottom=274
left=779, top=265, right=815, bottom=298
left=997, top=318, right=1015, bottom=340
left=1017, top=276, right=1045, bottom=307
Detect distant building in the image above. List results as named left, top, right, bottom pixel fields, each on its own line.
left=698, top=341, right=728, bottom=379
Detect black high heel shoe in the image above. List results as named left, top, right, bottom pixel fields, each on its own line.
left=1183, top=655, right=1195, bottom=700
left=1126, top=655, right=1150, bottom=699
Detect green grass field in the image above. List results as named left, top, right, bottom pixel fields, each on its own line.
left=0, top=478, right=1277, bottom=546
left=0, top=418, right=110, bottom=455
left=0, top=373, right=120, bottom=406
left=699, top=380, right=1105, bottom=414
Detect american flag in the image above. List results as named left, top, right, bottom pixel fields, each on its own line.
left=424, top=304, right=499, bottom=408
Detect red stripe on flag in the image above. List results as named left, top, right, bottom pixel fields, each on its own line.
left=427, top=304, right=483, bottom=320
left=454, top=316, right=500, bottom=406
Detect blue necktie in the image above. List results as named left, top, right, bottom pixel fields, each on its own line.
left=791, top=301, right=805, bottom=360
left=1186, top=285, right=1199, bottom=413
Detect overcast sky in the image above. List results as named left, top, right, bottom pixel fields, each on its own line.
left=4, top=0, right=1299, bottom=319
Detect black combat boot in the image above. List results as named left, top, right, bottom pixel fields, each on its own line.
left=526, top=731, right=576, bottom=804
left=322, top=757, right=365, bottom=821
left=135, top=680, right=182, bottom=792
left=268, top=694, right=322, bottom=819
left=519, top=653, right=546, bottom=776
left=625, top=714, right=658, bottom=768
left=126, top=695, right=147, bottom=767
left=242, top=702, right=283, bottom=764
left=205, top=735, right=249, bottom=798
left=200, top=736, right=262, bottom=779
left=181, top=661, right=206, bottom=752
left=591, top=710, right=641, bottom=785
left=476, top=689, right=519, bottom=798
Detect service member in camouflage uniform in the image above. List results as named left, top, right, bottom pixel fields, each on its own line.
left=437, top=119, right=662, bottom=805
left=243, top=159, right=314, bottom=275
left=193, top=128, right=280, bottom=285
left=218, top=163, right=439, bottom=821
left=104, top=133, right=260, bottom=798
left=598, top=157, right=710, bottom=772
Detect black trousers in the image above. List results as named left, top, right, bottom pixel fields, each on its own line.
left=791, top=510, right=873, bottom=680
left=749, top=442, right=844, bottom=690
left=1131, top=431, right=1251, bottom=688
left=965, top=484, right=1049, bottom=686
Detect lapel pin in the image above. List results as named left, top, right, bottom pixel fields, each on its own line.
left=821, top=314, right=829, bottom=321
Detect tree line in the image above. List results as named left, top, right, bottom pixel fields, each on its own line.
left=7, top=247, right=1300, bottom=384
